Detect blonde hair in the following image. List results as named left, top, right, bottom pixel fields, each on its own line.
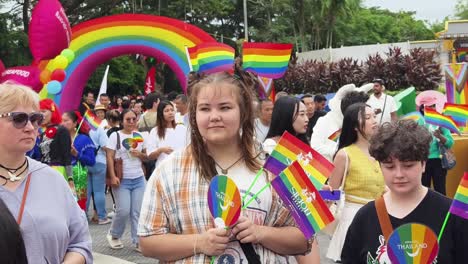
left=0, top=82, right=40, bottom=113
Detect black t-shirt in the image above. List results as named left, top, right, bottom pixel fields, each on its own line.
left=306, top=110, right=326, bottom=140
left=341, top=190, right=468, bottom=264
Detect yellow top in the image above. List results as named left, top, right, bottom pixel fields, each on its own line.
left=343, top=144, right=385, bottom=204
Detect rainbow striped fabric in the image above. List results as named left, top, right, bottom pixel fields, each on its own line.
left=264, top=131, right=334, bottom=189
left=83, top=110, right=101, bottom=130
left=187, top=42, right=235, bottom=74
left=328, top=129, right=341, bottom=142
left=449, top=172, right=468, bottom=219
left=401, top=111, right=424, bottom=122
left=443, top=103, right=468, bottom=127
left=271, top=161, right=334, bottom=239
left=242, top=42, right=293, bottom=79
left=424, top=107, right=460, bottom=135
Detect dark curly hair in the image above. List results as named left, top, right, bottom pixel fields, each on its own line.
left=369, top=119, right=432, bottom=162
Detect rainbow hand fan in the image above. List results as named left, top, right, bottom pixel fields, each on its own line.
left=207, top=175, right=241, bottom=228
left=387, top=223, right=439, bottom=264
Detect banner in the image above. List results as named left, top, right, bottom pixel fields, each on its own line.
left=144, top=66, right=156, bottom=95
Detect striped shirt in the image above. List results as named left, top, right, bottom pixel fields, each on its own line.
left=138, top=148, right=298, bottom=263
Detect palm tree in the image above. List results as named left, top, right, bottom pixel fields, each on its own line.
left=321, top=0, right=361, bottom=48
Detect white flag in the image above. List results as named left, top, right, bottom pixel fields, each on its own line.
left=96, top=65, right=109, bottom=106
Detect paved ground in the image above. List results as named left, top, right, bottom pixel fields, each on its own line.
left=89, top=194, right=335, bottom=264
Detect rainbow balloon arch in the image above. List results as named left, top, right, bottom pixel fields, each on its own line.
left=39, top=14, right=216, bottom=111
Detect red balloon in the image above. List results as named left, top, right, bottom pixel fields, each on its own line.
left=28, top=0, right=72, bottom=61
left=50, top=69, right=66, bottom=82
left=0, top=66, right=42, bottom=92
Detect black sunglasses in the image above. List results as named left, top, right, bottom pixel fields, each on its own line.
left=0, top=112, right=44, bottom=129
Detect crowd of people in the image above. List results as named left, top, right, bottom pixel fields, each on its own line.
left=0, top=69, right=467, bottom=263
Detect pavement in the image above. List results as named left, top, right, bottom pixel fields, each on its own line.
left=89, top=194, right=335, bottom=264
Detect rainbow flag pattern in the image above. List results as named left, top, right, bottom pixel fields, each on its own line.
left=264, top=131, right=334, bottom=189
left=424, top=107, right=460, bottom=135
left=242, top=42, right=293, bottom=79
left=328, top=129, right=341, bottom=142
left=449, top=172, right=468, bottom=219
left=443, top=103, right=468, bottom=127
left=387, top=223, right=439, bottom=264
left=207, top=175, right=241, bottom=228
left=187, top=42, right=235, bottom=74
left=271, top=161, right=334, bottom=239
left=401, top=111, right=424, bottom=122
left=84, top=110, right=101, bottom=130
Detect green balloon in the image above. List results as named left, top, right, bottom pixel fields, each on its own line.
left=61, top=49, right=75, bottom=63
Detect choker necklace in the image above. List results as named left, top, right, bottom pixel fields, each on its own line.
left=0, top=159, right=28, bottom=183
left=213, top=156, right=244, bottom=175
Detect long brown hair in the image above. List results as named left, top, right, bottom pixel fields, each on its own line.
left=188, top=71, right=261, bottom=181
left=156, top=100, right=176, bottom=139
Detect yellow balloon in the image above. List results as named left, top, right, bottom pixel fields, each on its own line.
left=54, top=55, right=69, bottom=69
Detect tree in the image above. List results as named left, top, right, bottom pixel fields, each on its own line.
left=456, top=0, right=468, bottom=19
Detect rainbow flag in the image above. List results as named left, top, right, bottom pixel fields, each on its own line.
left=187, top=42, right=235, bottom=74
left=401, top=111, right=424, bottom=122
left=242, top=42, right=293, bottom=79
left=83, top=110, right=101, bottom=130
left=328, top=129, right=341, bottom=142
left=443, top=103, right=468, bottom=127
left=424, top=107, right=460, bottom=135
left=133, top=132, right=144, bottom=142
left=271, top=161, right=334, bottom=239
left=449, top=172, right=468, bottom=219
left=264, top=131, right=334, bottom=189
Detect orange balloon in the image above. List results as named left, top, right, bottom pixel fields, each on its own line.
left=40, top=69, right=51, bottom=84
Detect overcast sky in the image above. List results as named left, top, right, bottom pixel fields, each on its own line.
left=364, top=0, right=458, bottom=23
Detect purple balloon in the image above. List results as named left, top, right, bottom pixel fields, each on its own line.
left=28, top=0, right=72, bottom=61
left=0, top=66, right=42, bottom=92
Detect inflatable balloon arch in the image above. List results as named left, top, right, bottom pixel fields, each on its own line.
left=0, top=0, right=216, bottom=111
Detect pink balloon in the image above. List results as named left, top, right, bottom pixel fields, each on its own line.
left=0, top=66, right=42, bottom=92
left=28, top=0, right=72, bottom=61
left=0, top=59, right=4, bottom=73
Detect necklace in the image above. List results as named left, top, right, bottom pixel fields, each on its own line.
left=0, top=159, right=28, bottom=183
left=213, top=156, right=244, bottom=175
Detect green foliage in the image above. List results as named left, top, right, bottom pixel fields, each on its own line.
left=456, top=0, right=468, bottom=19
left=0, top=13, right=31, bottom=67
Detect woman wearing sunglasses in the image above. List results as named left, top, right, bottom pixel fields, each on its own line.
left=106, top=109, right=147, bottom=251
left=0, top=82, right=92, bottom=263
left=61, top=111, right=96, bottom=211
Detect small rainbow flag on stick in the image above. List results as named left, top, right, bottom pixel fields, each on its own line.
left=242, top=42, right=293, bottom=79
left=84, top=110, right=101, bottom=130
left=187, top=42, right=235, bottom=74
left=424, top=107, right=460, bottom=135
left=401, top=111, right=424, bottom=122
left=271, top=161, right=334, bottom=239
left=328, top=129, right=341, bottom=142
left=443, top=103, right=468, bottom=127
left=449, top=172, right=468, bottom=219
left=439, top=172, right=468, bottom=241
left=264, top=131, right=334, bottom=189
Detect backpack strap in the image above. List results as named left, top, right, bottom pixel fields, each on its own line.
left=116, top=132, right=121, bottom=150
left=375, top=196, right=393, bottom=243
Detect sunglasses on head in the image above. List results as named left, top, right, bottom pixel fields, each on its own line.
left=0, top=112, right=44, bottom=129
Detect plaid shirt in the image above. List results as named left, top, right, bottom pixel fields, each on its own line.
left=138, top=148, right=298, bottom=263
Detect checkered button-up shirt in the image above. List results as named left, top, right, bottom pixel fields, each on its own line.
left=138, top=148, right=298, bottom=263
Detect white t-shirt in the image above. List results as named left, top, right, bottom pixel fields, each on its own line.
left=254, top=118, right=270, bottom=143
left=107, top=131, right=146, bottom=179
left=147, top=125, right=188, bottom=168
left=367, top=93, right=397, bottom=125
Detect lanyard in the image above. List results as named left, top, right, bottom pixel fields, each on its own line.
left=17, top=174, right=32, bottom=226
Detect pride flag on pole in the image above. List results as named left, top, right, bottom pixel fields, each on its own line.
left=83, top=110, right=101, bottom=130
left=242, top=42, right=293, bottom=79
left=443, top=103, right=468, bottom=127
left=271, top=161, right=334, bottom=239
left=264, top=131, right=334, bottom=189
left=187, top=42, right=235, bottom=74
left=449, top=172, right=468, bottom=219
left=424, top=107, right=460, bottom=135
